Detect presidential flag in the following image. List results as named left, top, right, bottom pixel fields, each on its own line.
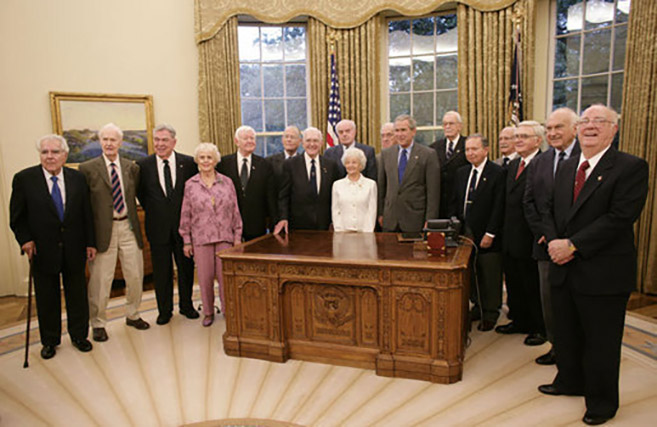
left=326, top=51, right=342, bottom=148
left=509, top=24, right=523, bottom=126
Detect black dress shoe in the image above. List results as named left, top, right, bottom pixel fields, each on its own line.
left=92, top=327, right=108, bottom=342
left=71, top=338, right=93, bottom=352
left=524, top=333, right=547, bottom=346
left=40, top=345, right=56, bottom=360
left=583, top=413, right=613, bottom=425
left=538, top=384, right=584, bottom=396
left=536, top=350, right=556, bottom=365
left=495, top=322, right=526, bottom=335
left=180, top=308, right=200, bottom=319
left=156, top=314, right=171, bottom=325
left=126, top=317, right=150, bottom=330
left=478, top=320, right=496, bottom=331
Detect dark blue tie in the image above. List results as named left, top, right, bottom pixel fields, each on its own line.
left=465, top=168, right=477, bottom=218
left=398, top=149, right=408, bottom=183
left=310, top=159, right=317, bottom=196
left=51, top=176, right=64, bottom=221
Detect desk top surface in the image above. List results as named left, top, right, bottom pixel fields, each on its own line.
left=219, top=231, right=471, bottom=269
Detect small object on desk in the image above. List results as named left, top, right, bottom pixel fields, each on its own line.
left=427, top=232, right=446, bottom=256
left=397, top=231, right=424, bottom=242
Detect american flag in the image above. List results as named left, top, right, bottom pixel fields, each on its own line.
left=326, top=51, right=341, bottom=148
left=509, top=24, right=523, bottom=126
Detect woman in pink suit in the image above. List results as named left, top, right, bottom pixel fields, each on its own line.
left=179, top=143, right=242, bottom=327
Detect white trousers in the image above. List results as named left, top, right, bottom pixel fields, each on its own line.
left=88, top=220, right=144, bottom=327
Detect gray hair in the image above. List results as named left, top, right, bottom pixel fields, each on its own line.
left=235, top=125, right=256, bottom=139
left=381, top=122, right=394, bottom=133
left=443, top=111, right=463, bottom=123
left=36, top=134, right=69, bottom=153
left=194, top=142, right=221, bottom=163
left=583, top=104, right=619, bottom=125
left=336, top=119, right=356, bottom=132
left=303, top=126, right=323, bottom=141
left=549, top=107, right=579, bottom=127
left=341, top=147, right=367, bottom=172
left=153, top=123, right=176, bottom=138
left=394, top=114, right=417, bottom=130
left=99, top=123, right=123, bottom=140
left=284, top=125, right=301, bottom=137
left=466, top=133, right=489, bottom=147
left=518, top=120, right=546, bottom=145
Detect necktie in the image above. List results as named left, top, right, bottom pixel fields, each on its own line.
left=240, top=158, right=249, bottom=191
left=163, top=159, right=173, bottom=198
left=51, top=176, right=64, bottom=221
left=573, top=160, right=590, bottom=202
left=515, top=160, right=526, bottom=180
left=398, top=149, right=408, bottom=183
left=446, top=141, right=454, bottom=160
left=502, top=157, right=510, bottom=167
left=465, top=168, right=477, bottom=219
left=554, top=151, right=566, bottom=177
left=310, top=159, right=317, bottom=196
left=110, top=163, right=125, bottom=214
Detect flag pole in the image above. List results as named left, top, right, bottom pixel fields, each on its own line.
left=326, top=31, right=342, bottom=149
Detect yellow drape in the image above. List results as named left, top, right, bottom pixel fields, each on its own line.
left=619, top=0, right=657, bottom=293
left=308, top=17, right=383, bottom=151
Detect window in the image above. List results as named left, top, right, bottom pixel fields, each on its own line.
left=550, top=0, right=630, bottom=113
left=238, top=25, right=309, bottom=156
left=387, top=14, right=458, bottom=145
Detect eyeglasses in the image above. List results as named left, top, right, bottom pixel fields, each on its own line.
left=514, top=134, right=536, bottom=140
left=577, top=118, right=613, bottom=126
left=40, top=150, right=63, bottom=155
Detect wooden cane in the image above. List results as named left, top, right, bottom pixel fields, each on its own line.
left=23, top=258, right=33, bottom=368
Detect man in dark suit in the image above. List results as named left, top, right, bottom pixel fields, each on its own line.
left=323, top=119, right=377, bottom=180
left=523, top=108, right=580, bottom=365
left=493, top=126, right=518, bottom=167
left=137, top=124, right=199, bottom=325
left=217, top=125, right=276, bottom=241
left=449, top=134, right=506, bottom=331
left=378, top=115, right=440, bottom=233
left=10, top=134, right=96, bottom=359
left=268, top=125, right=302, bottom=195
left=79, top=123, right=149, bottom=342
left=538, top=105, right=648, bottom=426
left=274, top=127, right=340, bottom=234
left=430, top=111, right=468, bottom=218
left=496, top=121, right=546, bottom=346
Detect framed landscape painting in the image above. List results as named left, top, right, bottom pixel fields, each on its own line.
left=50, top=92, right=154, bottom=164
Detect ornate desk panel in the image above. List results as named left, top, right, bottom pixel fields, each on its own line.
left=219, top=231, right=471, bottom=383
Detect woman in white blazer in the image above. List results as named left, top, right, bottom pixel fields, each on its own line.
left=331, top=148, right=377, bottom=232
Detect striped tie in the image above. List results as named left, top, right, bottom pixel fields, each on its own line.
left=110, top=163, right=125, bottom=214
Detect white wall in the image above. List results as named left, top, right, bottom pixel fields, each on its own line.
left=0, top=0, right=199, bottom=295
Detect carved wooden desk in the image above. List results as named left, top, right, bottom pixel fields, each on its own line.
left=219, top=231, right=471, bottom=383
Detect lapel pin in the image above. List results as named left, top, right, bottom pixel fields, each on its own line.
left=414, top=155, right=419, bottom=159
left=597, top=176, right=602, bottom=181
left=483, top=177, right=487, bottom=182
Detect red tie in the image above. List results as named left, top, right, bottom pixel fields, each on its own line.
left=515, top=160, right=526, bottom=180
left=573, top=160, right=590, bottom=202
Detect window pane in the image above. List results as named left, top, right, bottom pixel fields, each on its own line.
left=390, top=93, right=410, bottom=121
left=616, top=0, right=630, bottom=23
left=436, top=15, right=457, bottom=53
left=580, top=75, right=608, bottom=110
left=435, top=90, right=458, bottom=124
left=413, top=57, right=434, bottom=91
left=414, top=130, right=437, bottom=146
left=553, top=79, right=578, bottom=111
left=613, top=24, right=627, bottom=71
left=263, top=65, right=284, bottom=97
left=436, top=54, right=458, bottom=89
left=389, top=57, right=411, bottom=93
left=284, top=27, right=306, bottom=61
left=413, top=93, right=434, bottom=127
left=254, top=135, right=265, bottom=157
left=610, top=72, right=624, bottom=111
left=261, top=27, right=283, bottom=62
left=554, top=35, right=581, bottom=78
left=389, top=20, right=411, bottom=57
left=585, top=0, right=615, bottom=31
left=266, top=135, right=283, bottom=157
left=556, top=0, right=584, bottom=35
left=582, top=29, right=611, bottom=75
left=412, top=17, right=434, bottom=56
left=238, top=27, right=260, bottom=61
left=264, top=99, right=285, bottom=131
left=286, top=65, right=306, bottom=97
left=287, top=99, right=307, bottom=128
left=242, top=100, right=263, bottom=131
left=240, top=64, right=261, bottom=97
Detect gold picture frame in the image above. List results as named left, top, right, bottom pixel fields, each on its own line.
left=50, top=91, right=154, bottom=165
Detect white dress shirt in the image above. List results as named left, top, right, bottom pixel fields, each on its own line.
left=578, top=144, right=612, bottom=180
left=331, top=174, right=377, bottom=232
left=156, top=151, right=177, bottom=194
left=43, top=167, right=66, bottom=209
left=237, top=151, right=252, bottom=179
left=304, top=152, right=321, bottom=193
left=103, top=154, right=129, bottom=217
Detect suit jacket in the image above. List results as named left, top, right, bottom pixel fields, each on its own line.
left=10, top=165, right=95, bottom=274
left=502, top=153, right=540, bottom=258
left=137, top=152, right=197, bottom=246
left=543, top=148, right=648, bottom=295
left=79, top=156, right=143, bottom=252
left=278, top=154, right=340, bottom=230
left=323, top=142, right=377, bottom=181
left=449, top=160, right=506, bottom=252
left=523, top=142, right=580, bottom=260
left=217, top=153, right=276, bottom=240
left=430, top=135, right=468, bottom=217
left=377, top=143, right=441, bottom=232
